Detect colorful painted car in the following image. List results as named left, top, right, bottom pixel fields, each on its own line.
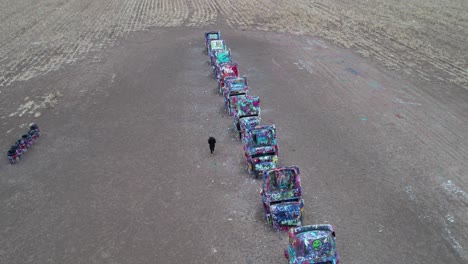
left=223, top=77, right=249, bottom=113
left=229, top=93, right=250, bottom=118
left=233, top=96, right=261, bottom=138
left=243, top=124, right=278, bottom=177
left=222, top=76, right=247, bottom=95
left=261, top=166, right=303, bottom=231
left=216, top=62, right=239, bottom=89
left=239, top=117, right=261, bottom=141
left=204, top=31, right=221, bottom=54
left=208, top=39, right=227, bottom=60
left=284, top=224, right=340, bottom=264
left=226, top=89, right=248, bottom=117
left=211, top=49, right=232, bottom=72
left=215, top=62, right=238, bottom=81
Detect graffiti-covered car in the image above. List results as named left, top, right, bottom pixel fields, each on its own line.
left=222, top=77, right=249, bottom=113
left=284, top=224, right=340, bottom=264
left=216, top=62, right=239, bottom=91
left=238, top=116, right=261, bottom=142
left=204, top=31, right=221, bottom=54
left=211, top=49, right=232, bottom=73
left=233, top=96, right=261, bottom=139
left=223, top=77, right=249, bottom=112
left=243, top=124, right=278, bottom=177
left=261, top=166, right=303, bottom=231
left=229, top=93, right=250, bottom=118
left=208, top=39, right=227, bottom=60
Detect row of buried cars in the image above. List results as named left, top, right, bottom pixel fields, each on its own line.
left=204, top=32, right=340, bottom=264
left=6, top=124, right=41, bottom=164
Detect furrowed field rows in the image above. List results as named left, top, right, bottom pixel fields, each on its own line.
left=0, top=0, right=467, bottom=90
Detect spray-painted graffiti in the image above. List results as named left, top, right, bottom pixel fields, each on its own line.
left=233, top=96, right=261, bottom=140
left=239, top=116, right=261, bottom=142
left=227, top=93, right=248, bottom=117
left=223, top=77, right=249, bottom=114
left=216, top=62, right=239, bottom=93
left=210, top=40, right=225, bottom=51
left=211, top=49, right=232, bottom=74
left=285, top=224, right=340, bottom=263
left=271, top=202, right=303, bottom=230
left=204, top=31, right=221, bottom=54
left=222, top=76, right=247, bottom=98
left=261, top=166, right=302, bottom=231
left=208, top=39, right=227, bottom=64
left=224, top=76, right=247, bottom=100
left=242, top=124, right=278, bottom=178
left=202, top=33, right=341, bottom=261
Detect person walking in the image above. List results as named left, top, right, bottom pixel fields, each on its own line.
left=208, top=136, right=216, bottom=154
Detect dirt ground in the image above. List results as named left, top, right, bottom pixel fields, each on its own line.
left=0, top=0, right=467, bottom=90
left=0, top=1, right=467, bottom=263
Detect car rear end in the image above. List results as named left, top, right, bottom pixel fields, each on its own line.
left=270, top=199, right=304, bottom=231
left=208, top=40, right=226, bottom=59
left=205, top=31, right=220, bottom=47
left=204, top=31, right=220, bottom=54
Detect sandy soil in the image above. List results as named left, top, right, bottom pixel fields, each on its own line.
left=0, top=1, right=467, bottom=263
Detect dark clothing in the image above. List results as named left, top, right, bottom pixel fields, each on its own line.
left=208, top=137, right=216, bottom=154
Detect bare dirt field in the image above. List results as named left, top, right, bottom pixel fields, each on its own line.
left=1, top=0, right=467, bottom=90
left=0, top=1, right=467, bottom=263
